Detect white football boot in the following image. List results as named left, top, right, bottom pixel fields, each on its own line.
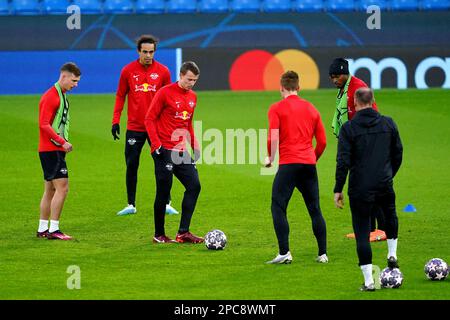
left=316, top=254, right=329, bottom=263
left=117, top=204, right=137, bottom=216
left=266, top=252, right=293, bottom=264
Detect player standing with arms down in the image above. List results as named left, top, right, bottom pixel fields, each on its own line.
left=145, top=61, right=204, bottom=244
left=334, top=88, right=403, bottom=291
left=265, top=71, right=328, bottom=264
left=329, top=58, right=386, bottom=241
left=112, top=34, right=178, bottom=216
left=37, top=62, right=81, bottom=240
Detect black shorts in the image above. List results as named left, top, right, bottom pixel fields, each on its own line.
left=39, top=151, right=68, bottom=181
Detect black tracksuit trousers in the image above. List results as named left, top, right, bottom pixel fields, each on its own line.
left=152, top=148, right=201, bottom=237
left=349, top=187, right=399, bottom=266
left=271, top=164, right=327, bottom=256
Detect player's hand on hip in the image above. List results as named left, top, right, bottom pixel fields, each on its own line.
left=112, top=124, right=120, bottom=140
left=62, top=142, right=73, bottom=153
left=334, top=193, right=344, bottom=209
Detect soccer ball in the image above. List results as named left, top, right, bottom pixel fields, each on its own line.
left=205, top=229, right=227, bottom=250
left=380, top=267, right=404, bottom=288
left=424, top=258, right=449, bottom=281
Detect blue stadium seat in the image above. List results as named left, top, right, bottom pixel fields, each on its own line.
left=199, top=0, right=229, bottom=13
left=422, top=0, right=450, bottom=11
left=230, top=0, right=261, bottom=13
left=263, top=0, right=292, bottom=13
left=135, top=0, right=165, bottom=13
left=72, top=0, right=103, bottom=14
left=43, top=0, right=71, bottom=15
left=326, top=0, right=356, bottom=12
left=0, top=0, right=9, bottom=15
left=359, top=0, right=389, bottom=11
left=12, top=0, right=41, bottom=15
left=294, top=0, right=324, bottom=12
left=104, top=0, right=134, bottom=14
left=167, top=0, right=197, bottom=13
left=390, top=0, right=419, bottom=11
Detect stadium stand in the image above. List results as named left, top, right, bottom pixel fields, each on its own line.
left=43, top=0, right=71, bottom=14
left=1, top=0, right=449, bottom=15
left=71, top=0, right=102, bottom=14
left=167, top=0, right=197, bottom=13
left=262, top=0, right=292, bottom=13
left=135, top=0, right=165, bottom=13
left=199, top=0, right=229, bottom=13
left=359, top=0, right=389, bottom=11
left=391, top=0, right=419, bottom=11
left=422, top=0, right=450, bottom=11
left=104, top=0, right=133, bottom=14
left=326, top=0, right=356, bottom=12
left=11, top=0, right=41, bottom=15
left=0, top=0, right=9, bottom=15
left=230, top=0, right=261, bottom=13
left=293, top=0, right=324, bottom=12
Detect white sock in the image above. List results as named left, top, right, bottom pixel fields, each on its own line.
left=360, top=264, right=374, bottom=287
left=49, top=220, right=60, bottom=233
left=38, top=219, right=49, bottom=232
left=387, top=238, right=398, bottom=259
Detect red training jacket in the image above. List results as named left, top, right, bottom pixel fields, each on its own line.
left=38, top=86, right=66, bottom=152
left=145, top=82, right=199, bottom=153
left=267, top=95, right=327, bottom=165
left=347, top=76, right=378, bottom=120
left=112, top=59, right=171, bottom=132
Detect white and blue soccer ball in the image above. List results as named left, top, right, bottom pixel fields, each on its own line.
left=205, top=229, right=227, bottom=250
left=424, top=258, right=448, bottom=281
left=380, top=267, right=404, bottom=288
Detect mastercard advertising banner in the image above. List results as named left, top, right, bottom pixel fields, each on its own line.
left=184, top=47, right=450, bottom=91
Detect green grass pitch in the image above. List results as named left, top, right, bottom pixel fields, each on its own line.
left=0, top=89, right=449, bottom=299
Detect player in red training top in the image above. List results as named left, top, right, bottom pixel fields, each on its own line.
left=112, top=34, right=178, bottom=216
left=329, top=58, right=386, bottom=242
left=144, top=61, right=203, bottom=244
left=37, top=62, right=81, bottom=240
left=265, top=71, right=328, bottom=264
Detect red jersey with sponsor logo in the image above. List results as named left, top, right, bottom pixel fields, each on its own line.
left=267, top=95, right=327, bottom=165
left=38, top=86, right=67, bottom=152
left=347, top=76, right=378, bottom=120
left=145, top=82, right=199, bottom=153
left=112, top=59, right=171, bottom=132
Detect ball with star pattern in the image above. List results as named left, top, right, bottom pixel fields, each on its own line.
left=424, top=258, right=448, bottom=281
left=380, top=267, right=404, bottom=288
left=205, top=230, right=227, bottom=250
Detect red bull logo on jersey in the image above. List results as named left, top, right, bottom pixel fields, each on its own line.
left=175, top=111, right=191, bottom=120
left=135, top=83, right=156, bottom=92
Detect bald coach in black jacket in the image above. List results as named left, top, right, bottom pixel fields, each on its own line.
left=334, top=88, right=403, bottom=291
